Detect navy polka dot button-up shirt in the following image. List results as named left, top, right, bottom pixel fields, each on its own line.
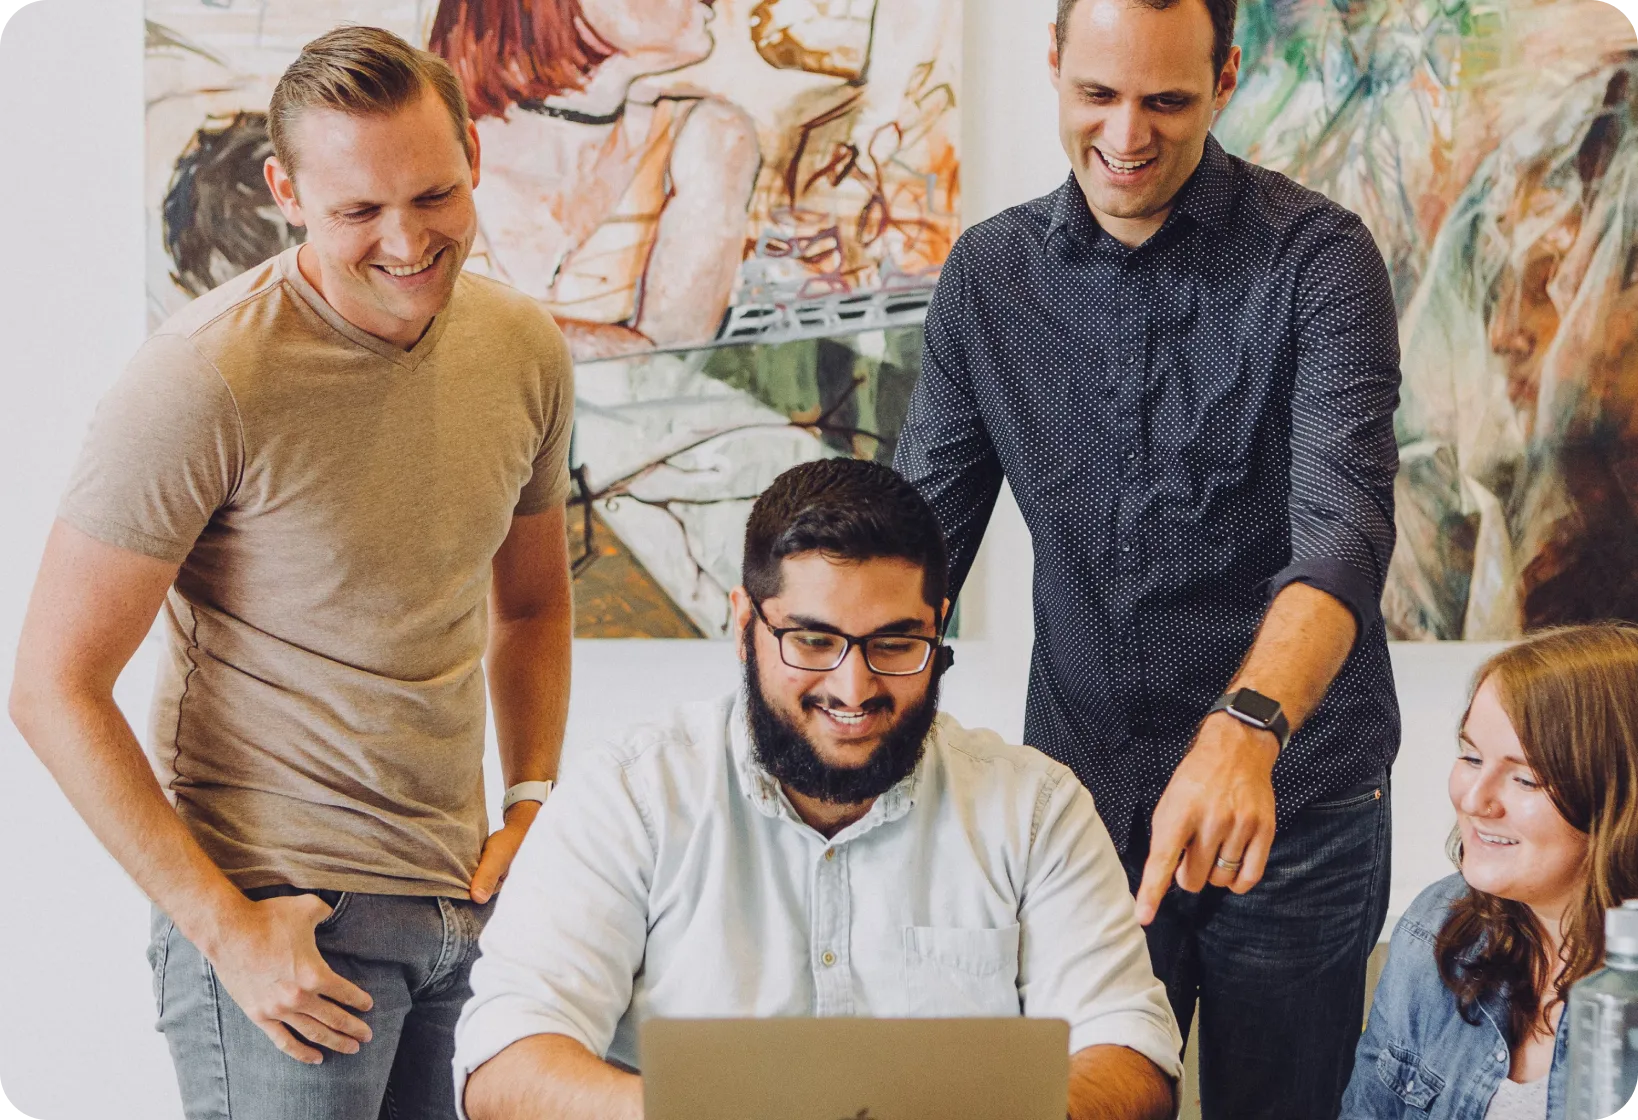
left=895, top=135, right=1402, bottom=854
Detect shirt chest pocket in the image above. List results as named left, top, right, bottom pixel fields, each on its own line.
left=1374, top=1044, right=1445, bottom=1111
left=903, top=924, right=1021, bottom=1017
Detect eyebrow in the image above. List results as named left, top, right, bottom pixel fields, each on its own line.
left=332, top=182, right=459, bottom=212
left=1074, top=81, right=1198, bottom=100
left=782, top=613, right=934, bottom=636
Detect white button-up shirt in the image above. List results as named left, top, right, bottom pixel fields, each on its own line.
left=453, top=694, right=1183, bottom=1111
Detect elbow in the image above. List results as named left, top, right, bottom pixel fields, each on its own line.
left=8, top=664, right=45, bottom=743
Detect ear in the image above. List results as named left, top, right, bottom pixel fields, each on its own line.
left=1214, top=44, right=1242, bottom=115
left=465, top=119, right=482, bottom=189
left=264, top=156, right=306, bottom=228
left=1047, top=20, right=1061, bottom=81
left=729, top=587, right=755, bottom=664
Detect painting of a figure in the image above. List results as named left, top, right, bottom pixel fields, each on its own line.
left=144, top=0, right=959, bottom=637
left=1218, top=0, right=1638, bottom=639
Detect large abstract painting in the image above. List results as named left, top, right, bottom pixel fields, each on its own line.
left=1218, top=0, right=1638, bottom=639
left=145, top=0, right=959, bottom=637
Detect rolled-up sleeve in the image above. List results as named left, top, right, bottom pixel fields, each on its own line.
left=1271, top=213, right=1402, bottom=632
left=893, top=246, right=1005, bottom=600
left=1017, top=771, right=1183, bottom=1079
left=452, top=747, right=655, bottom=1118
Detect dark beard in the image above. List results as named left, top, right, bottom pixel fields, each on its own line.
left=743, top=623, right=940, bottom=806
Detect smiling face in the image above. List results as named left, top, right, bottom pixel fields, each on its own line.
left=1450, top=677, right=1590, bottom=926
left=733, top=553, right=942, bottom=805
left=579, top=0, right=717, bottom=65
left=1048, top=0, right=1238, bottom=247
left=264, top=87, right=481, bottom=349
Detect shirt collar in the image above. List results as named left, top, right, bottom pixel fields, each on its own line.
left=730, top=689, right=925, bottom=838
left=1047, top=131, right=1236, bottom=248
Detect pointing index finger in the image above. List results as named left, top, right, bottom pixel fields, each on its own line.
left=1135, top=832, right=1186, bottom=926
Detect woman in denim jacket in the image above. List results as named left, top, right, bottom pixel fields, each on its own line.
left=1342, top=624, right=1638, bottom=1120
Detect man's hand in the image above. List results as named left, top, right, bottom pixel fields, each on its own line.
left=207, top=893, right=374, bottom=1065
left=471, top=800, right=541, bottom=904
left=1134, top=713, right=1279, bottom=925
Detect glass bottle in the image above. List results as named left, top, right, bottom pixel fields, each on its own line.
left=1567, top=900, right=1638, bottom=1119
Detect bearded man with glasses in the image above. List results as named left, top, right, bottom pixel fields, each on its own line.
left=453, top=458, right=1182, bottom=1120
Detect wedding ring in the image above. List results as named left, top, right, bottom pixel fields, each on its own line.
left=1214, top=855, right=1244, bottom=872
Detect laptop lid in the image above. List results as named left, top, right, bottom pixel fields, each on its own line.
left=640, top=1017, right=1070, bottom=1120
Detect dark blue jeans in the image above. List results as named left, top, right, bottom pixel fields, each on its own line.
left=1121, top=775, right=1392, bottom=1120
left=148, top=886, right=494, bottom=1120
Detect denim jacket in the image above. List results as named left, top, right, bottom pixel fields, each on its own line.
left=1341, top=874, right=1569, bottom=1119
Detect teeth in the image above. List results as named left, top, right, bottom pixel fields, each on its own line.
left=380, top=251, right=438, bottom=278
left=821, top=707, right=867, bottom=725
left=1477, top=831, right=1519, bottom=846
left=1100, top=151, right=1152, bottom=172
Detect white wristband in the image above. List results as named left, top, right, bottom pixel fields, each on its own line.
left=502, top=780, right=554, bottom=814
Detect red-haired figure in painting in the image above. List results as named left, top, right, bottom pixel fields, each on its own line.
left=431, top=0, right=761, bottom=360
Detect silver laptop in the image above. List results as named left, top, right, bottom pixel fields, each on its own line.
left=640, top=1017, right=1070, bottom=1120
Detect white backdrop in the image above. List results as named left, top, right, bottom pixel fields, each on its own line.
left=1, top=0, right=1633, bottom=1116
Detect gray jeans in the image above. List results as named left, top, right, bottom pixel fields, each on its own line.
left=148, top=886, right=494, bottom=1120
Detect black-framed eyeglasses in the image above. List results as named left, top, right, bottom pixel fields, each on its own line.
left=750, top=598, right=944, bottom=676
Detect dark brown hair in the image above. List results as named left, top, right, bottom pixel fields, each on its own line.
left=1435, top=623, right=1638, bottom=1044
left=1055, top=0, right=1238, bottom=79
left=429, top=0, right=614, bottom=121
left=268, top=25, right=473, bottom=177
left=742, top=459, right=949, bottom=614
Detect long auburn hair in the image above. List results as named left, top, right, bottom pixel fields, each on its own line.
left=1436, top=623, right=1638, bottom=1044
left=429, top=0, right=613, bottom=120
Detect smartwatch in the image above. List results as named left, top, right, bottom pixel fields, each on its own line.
left=502, top=779, right=554, bottom=814
left=1208, top=688, right=1291, bottom=750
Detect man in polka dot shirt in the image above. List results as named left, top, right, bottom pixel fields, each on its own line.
left=894, top=0, right=1401, bottom=1116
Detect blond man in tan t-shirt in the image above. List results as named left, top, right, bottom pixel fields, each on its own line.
left=10, top=27, right=573, bottom=1120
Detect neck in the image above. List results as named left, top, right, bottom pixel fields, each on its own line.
left=525, top=53, right=674, bottom=126
left=785, top=787, right=875, bottom=839
left=1092, top=202, right=1173, bottom=249
left=297, top=243, right=432, bottom=350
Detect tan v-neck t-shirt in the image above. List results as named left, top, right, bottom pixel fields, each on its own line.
left=60, top=247, right=574, bottom=898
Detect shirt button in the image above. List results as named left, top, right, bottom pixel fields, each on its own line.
left=822, top=951, right=837, bottom=967
left=1495, top=1050, right=1506, bottom=1062
left=824, top=848, right=836, bottom=862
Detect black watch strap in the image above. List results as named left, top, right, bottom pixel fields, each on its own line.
left=1209, top=688, right=1292, bottom=750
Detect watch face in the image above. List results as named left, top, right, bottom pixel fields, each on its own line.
left=1231, top=690, right=1283, bottom=725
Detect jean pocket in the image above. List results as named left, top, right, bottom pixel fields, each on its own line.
left=1305, top=782, right=1385, bottom=813
left=314, top=891, right=352, bottom=931
left=903, top=924, right=1021, bottom=1016
left=146, top=911, right=175, bottom=1021
left=1374, top=1044, right=1443, bottom=1110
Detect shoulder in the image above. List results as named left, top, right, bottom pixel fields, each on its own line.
left=572, top=695, right=737, bottom=793
left=930, top=713, right=1076, bottom=795
left=1231, top=153, right=1358, bottom=234
left=674, top=95, right=756, bottom=143
left=1228, top=152, right=1380, bottom=262
left=153, top=253, right=288, bottom=349
left=952, top=188, right=1059, bottom=265
left=670, top=96, right=758, bottom=182
left=450, top=272, right=572, bottom=362
left=1396, top=874, right=1470, bottom=945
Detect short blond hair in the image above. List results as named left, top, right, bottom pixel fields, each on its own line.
left=268, top=25, right=473, bottom=177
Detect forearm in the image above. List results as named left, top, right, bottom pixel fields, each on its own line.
left=1228, top=581, right=1358, bottom=732
left=465, top=1034, right=642, bottom=1120
left=10, top=685, right=249, bottom=953
left=1067, top=1045, right=1175, bottom=1120
left=486, top=607, right=572, bottom=788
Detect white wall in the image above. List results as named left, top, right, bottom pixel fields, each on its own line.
left=0, top=0, right=1623, bottom=1116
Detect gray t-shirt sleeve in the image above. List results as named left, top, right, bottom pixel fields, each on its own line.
left=58, top=331, right=243, bottom=562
